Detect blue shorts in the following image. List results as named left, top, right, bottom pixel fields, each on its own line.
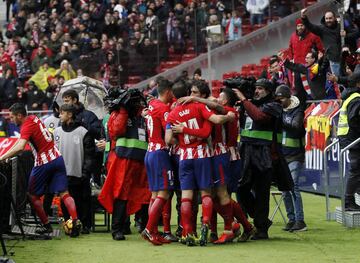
left=28, top=156, right=68, bottom=196
left=212, top=153, right=231, bottom=187
left=228, top=159, right=242, bottom=193
left=179, top=157, right=213, bottom=190
left=145, top=150, right=174, bottom=192
left=170, top=154, right=180, bottom=190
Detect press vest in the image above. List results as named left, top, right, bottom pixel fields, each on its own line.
left=54, top=126, right=87, bottom=178
left=240, top=104, right=281, bottom=145
left=281, top=107, right=305, bottom=157
left=337, top=92, right=360, bottom=136
left=115, top=115, right=148, bottom=161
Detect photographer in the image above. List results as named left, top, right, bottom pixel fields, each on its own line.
left=233, top=78, right=282, bottom=240
left=98, top=89, right=150, bottom=241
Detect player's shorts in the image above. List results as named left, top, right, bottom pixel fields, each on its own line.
left=28, top=156, right=68, bottom=196
left=170, top=154, right=180, bottom=190
left=145, top=150, right=174, bottom=192
left=227, top=159, right=242, bottom=193
left=212, top=152, right=231, bottom=187
left=179, top=157, right=213, bottom=190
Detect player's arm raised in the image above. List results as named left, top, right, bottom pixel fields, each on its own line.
left=0, top=139, right=28, bottom=161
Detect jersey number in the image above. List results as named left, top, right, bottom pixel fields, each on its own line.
left=183, top=118, right=199, bottom=144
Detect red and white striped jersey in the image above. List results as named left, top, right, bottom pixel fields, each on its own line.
left=179, top=144, right=212, bottom=160
left=20, top=115, right=61, bottom=166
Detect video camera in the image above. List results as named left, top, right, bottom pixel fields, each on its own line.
left=223, top=76, right=256, bottom=99
left=104, top=88, right=147, bottom=114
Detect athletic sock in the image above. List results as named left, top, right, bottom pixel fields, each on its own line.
left=210, top=199, right=220, bottom=233
left=148, top=198, right=155, bottom=216
left=146, top=196, right=166, bottom=234
left=201, top=195, right=213, bottom=225
left=218, top=201, right=233, bottom=231
left=191, top=200, right=198, bottom=233
left=181, top=198, right=193, bottom=236
left=62, top=193, right=78, bottom=220
left=30, top=195, right=49, bottom=224
left=162, top=198, right=172, bottom=233
left=231, top=199, right=252, bottom=232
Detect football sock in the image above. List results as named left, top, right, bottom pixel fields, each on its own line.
left=146, top=196, right=166, bottom=234
left=62, top=193, right=78, bottom=220
left=201, top=195, right=213, bottom=225
left=210, top=206, right=218, bottom=233
left=30, top=195, right=49, bottom=225
left=149, top=198, right=155, bottom=215
left=162, top=198, right=172, bottom=233
left=231, top=199, right=252, bottom=232
left=191, top=200, right=198, bottom=233
left=218, top=202, right=233, bottom=231
left=181, top=198, right=193, bottom=235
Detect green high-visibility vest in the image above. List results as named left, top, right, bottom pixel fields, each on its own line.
left=337, top=93, right=360, bottom=136
left=240, top=129, right=282, bottom=143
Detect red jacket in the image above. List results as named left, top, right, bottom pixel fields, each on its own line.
left=289, top=30, right=324, bottom=64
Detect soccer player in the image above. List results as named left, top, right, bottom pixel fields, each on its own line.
left=165, top=81, right=234, bottom=246
left=173, top=84, right=254, bottom=243
left=142, top=79, right=176, bottom=245
left=0, top=103, right=81, bottom=237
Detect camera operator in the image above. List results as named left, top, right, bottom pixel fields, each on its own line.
left=98, top=89, right=150, bottom=241
left=233, top=78, right=282, bottom=240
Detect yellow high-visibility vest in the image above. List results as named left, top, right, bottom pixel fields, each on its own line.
left=337, top=93, right=360, bottom=136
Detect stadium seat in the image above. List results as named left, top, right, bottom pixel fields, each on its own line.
left=168, top=54, right=182, bottom=62
left=186, top=46, right=195, bottom=54
left=128, top=75, right=142, bottom=84
left=182, top=53, right=197, bottom=62
left=241, top=25, right=252, bottom=35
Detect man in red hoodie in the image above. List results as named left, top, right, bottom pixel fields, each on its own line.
left=289, top=18, right=324, bottom=65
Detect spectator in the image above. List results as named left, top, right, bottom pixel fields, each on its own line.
left=301, top=8, right=360, bottom=76
left=280, top=50, right=329, bottom=102
left=0, top=68, right=18, bottom=109
left=30, top=59, right=56, bottom=91
left=24, top=81, right=45, bottom=111
left=168, top=19, right=185, bottom=54
left=246, top=0, right=269, bottom=26
left=289, top=18, right=324, bottom=65
left=31, top=45, right=52, bottom=73
left=55, top=60, right=77, bottom=81
left=222, top=10, right=242, bottom=42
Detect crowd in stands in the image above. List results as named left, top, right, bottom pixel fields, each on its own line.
left=0, top=0, right=311, bottom=112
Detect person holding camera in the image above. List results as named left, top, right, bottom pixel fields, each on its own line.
left=233, top=78, right=282, bottom=240
left=98, top=89, right=150, bottom=241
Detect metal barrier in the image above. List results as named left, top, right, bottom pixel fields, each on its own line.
left=323, top=138, right=339, bottom=221
left=339, top=137, right=360, bottom=226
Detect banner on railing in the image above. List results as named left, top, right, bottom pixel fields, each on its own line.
left=0, top=138, right=31, bottom=156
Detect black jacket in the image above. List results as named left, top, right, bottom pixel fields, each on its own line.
left=75, top=103, right=102, bottom=140
left=302, top=16, right=360, bottom=62
left=284, top=59, right=327, bottom=101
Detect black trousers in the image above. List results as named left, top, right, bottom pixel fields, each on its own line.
left=345, top=149, right=360, bottom=206
left=61, top=177, right=92, bottom=228
left=238, top=165, right=272, bottom=233
left=112, top=199, right=127, bottom=234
